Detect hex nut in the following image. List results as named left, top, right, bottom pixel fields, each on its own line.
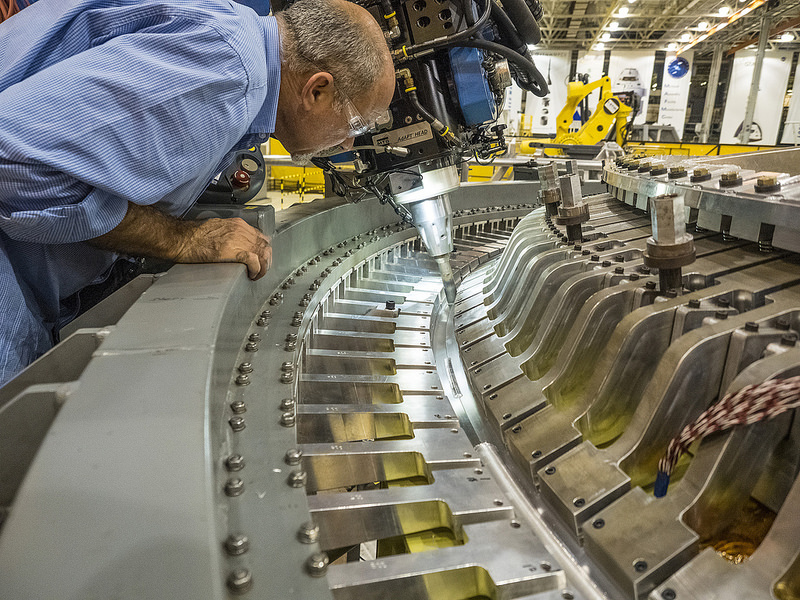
left=225, top=454, right=245, bottom=472
left=285, top=448, right=303, bottom=465
left=224, top=534, right=250, bottom=556
left=227, top=568, right=253, bottom=595
left=298, top=521, right=320, bottom=544
left=306, top=552, right=330, bottom=577
left=288, top=470, right=307, bottom=488
left=225, top=478, right=245, bottom=497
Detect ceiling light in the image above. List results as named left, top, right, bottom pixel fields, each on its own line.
left=595, top=42, right=605, bottom=50
left=602, top=32, right=612, bottom=41
left=678, top=0, right=766, bottom=54
left=680, top=32, right=692, bottom=42
left=618, top=6, right=630, bottom=16
left=719, top=6, right=731, bottom=15
left=667, top=42, right=679, bottom=51
left=780, top=32, right=794, bottom=42
left=610, top=21, right=620, bottom=30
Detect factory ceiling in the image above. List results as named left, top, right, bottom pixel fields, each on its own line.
left=537, top=0, right=800, bottom=54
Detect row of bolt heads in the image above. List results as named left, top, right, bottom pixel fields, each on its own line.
left=225, top=234, right=417, bottom=593
left=222, top=447, right=323, bottom=594
left=224, top=218, right=539, bottom=594
left=226, top=552, right=329, bottom=594
left=615, top=160, right=780, bottom=191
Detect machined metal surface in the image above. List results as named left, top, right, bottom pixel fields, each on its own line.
left=2, top=152, right=800, bottom=599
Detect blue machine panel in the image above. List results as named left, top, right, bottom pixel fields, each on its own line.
left=449, top=47, right=496, bottom=126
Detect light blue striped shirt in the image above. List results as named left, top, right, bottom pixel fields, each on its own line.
left=0, top=0, right=282, bottom=384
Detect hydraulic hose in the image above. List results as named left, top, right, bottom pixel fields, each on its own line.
left=393, top=0, right=492, bottom=59
left=489, top=0, right=528, bottom=56
left=454, top=38, right=548, bottom=96
left=496, top=0, right=541, bottom=45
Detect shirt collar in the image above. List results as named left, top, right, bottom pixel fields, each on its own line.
left=246, top=15, right=281, bottom=138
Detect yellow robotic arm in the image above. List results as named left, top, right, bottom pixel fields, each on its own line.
left=552, top=76, right=632, bottom=148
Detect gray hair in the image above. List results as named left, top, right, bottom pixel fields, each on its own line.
left=278, top=0, right=392, bottom=105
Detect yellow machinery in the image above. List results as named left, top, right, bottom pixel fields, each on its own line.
left=519, top=75, right=635, bottom=156
left=553, top=75, right=633, bottom=147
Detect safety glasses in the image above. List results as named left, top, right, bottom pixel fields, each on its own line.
left=338, top=90, right=377, bottom=137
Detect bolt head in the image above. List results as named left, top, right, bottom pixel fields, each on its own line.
left=227, top=568, right=253, bottom=594
left=245, top=342, right=258, bottom=352
left=261, top=310, right=271, bottom=319
left=280, top=397, right=296, bottom=411
left=249, top=333, right=261, bottom=343
left=757, top=175, right=778, bottom=187
left=231, top=400, right=247, bottom=414
left=288, top=470, right=307, bottom=488
left=225, top=454, right=245, bottom=471
left=229, top=417, right=246, bottom=432
left=225, top=478, right=245, bottom=497
left=235, top=374, right=250, bottom=386
left=280, top=411, right=296, bottom=427
left=281, top=361, right=295, bottom=372
left=285, top=448, right=303, bottom=465
left=306, top=552, right=330, bottom=576
left=224, top=534, right=250, bottom=556
left=280, top=372, right=295, bottom=384
left=238, top=362, right=253, bottom=374
left=298, top=521, right=320, bottom=544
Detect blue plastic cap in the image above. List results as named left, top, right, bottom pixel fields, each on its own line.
left=654, top=471, right=670, bottom=498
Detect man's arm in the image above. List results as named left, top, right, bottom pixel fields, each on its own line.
left=89, top=202, right=272, bottom=280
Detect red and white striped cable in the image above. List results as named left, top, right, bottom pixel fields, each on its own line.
left=655, top=375, right=800, bottom=497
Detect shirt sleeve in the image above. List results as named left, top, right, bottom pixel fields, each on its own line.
left=0, top=17, right=254, bottom=245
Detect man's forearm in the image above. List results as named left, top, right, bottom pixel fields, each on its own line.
left=89, top=202, right=273, bottom=280
left=89, top=202, right=197, bottom=261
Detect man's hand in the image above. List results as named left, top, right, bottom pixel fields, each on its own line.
left=90, top=202, right=272, bottom=280
left=175, top=217, right=272, bottom=279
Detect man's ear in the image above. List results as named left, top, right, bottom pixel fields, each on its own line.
left=300, top=72, right=335, bottom=112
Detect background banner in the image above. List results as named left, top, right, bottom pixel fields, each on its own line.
left=780, top=58, right=800, bottom=144
left=720, top=49, right=792, bottom=145
left=521, top=51, right=572, bottom=135
left=657, top=51, right=694, bottom=137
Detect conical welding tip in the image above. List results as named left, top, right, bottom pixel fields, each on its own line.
left=435, top=255, right=457, bottom=305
